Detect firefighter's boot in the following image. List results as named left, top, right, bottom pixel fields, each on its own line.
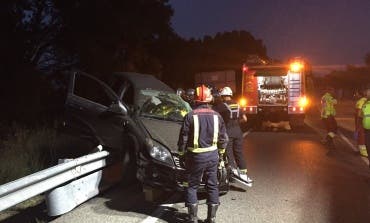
left=327, top=136, right=335, bottom=148
left=187, top=203, right=198, bottom=223
left=321, top=135, right=329, bottom=144
left=322, top=135, right=334, bottom=148
left=205, top=204, right=218, bottom=223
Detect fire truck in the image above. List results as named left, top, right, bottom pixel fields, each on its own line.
left=239, top=57, right=312, bottom=128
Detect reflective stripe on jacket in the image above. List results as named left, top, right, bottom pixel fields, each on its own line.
left=321, top=93, right=337, bottom=118
left=213, top=100, right=240, bottom=124
left=178, top=104, right=228, bottom=154
left=224, top=102, right=240, bottom=119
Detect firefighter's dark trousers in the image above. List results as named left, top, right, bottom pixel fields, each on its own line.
left=185, top=153, right=219, bottom=205
left=227, top=135, right=247, bottom=170
left=226, top=121, right=247, bottom=171
left=322, top=115, right=337, bottom=135
left=355, top=116, right=366, bottom=145
left=363, top=129, right=370, bottom=165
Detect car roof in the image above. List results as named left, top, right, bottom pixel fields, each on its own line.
left=113, top=72, right=174, bottom=92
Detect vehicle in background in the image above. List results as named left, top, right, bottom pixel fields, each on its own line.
left=240, top=57, right=313, bottom=128
left=62, top=71, right=230, bottom=193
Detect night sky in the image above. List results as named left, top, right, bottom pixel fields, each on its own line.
left=169, top=0, right=370, bottom=65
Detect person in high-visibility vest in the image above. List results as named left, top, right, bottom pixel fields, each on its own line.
left=354, top=90, right=368, bottom=157
left=360, top=87, right=370, bottom=169
left=213, top=86, right=253, bottom=186
left=178, top=84, right=228, bottom=223
left=320, top=86, right=338, bottom=147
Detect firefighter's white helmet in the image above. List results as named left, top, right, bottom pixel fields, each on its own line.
left=220, top=87, right=233, bottom=96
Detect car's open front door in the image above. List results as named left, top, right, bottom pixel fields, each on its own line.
left=64, top=71, right=130, bottom=155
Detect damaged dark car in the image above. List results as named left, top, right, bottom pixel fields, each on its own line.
left=62, top=71, right=230, bottom=193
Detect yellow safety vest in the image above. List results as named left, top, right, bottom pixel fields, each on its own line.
left=187, top=114, right=219, bottom=153
left=321, top=93, right=337, bottom=118
left=362, top=100, right=370, bottom=129
left=356, top=97, right=367, bottom=110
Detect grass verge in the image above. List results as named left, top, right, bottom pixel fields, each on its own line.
left=0, top=124, right=59, bottom=185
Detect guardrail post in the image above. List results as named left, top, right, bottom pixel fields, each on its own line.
left=45, top=158, right=104, bottom=216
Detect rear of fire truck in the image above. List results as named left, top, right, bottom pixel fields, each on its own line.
left=240, top=58, right=311, bottom=129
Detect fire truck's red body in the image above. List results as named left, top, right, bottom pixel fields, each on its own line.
left=240, top=58, right=311, bottom=128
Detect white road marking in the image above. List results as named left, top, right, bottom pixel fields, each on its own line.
left=311, top=106, right=369, bottom=166
left=338, top=131, right=370, bottom=165
left=141, top=203, right=174, bottom=223
left=338, top=131, right=357, bottom=151
left=141, top=193, right=180, bottom=223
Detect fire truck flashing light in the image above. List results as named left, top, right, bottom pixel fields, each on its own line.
left=290, top=61, right=304, bottom=72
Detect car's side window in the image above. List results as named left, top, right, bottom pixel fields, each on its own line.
left=74, top=74, right=113, bottom=107
left=122, top=85, right=134, bottom=106
left=109, top=75, right=124, bottom=96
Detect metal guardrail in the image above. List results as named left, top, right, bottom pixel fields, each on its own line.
left=0, top=150, right=109, bottom=214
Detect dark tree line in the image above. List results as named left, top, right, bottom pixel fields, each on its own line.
left=313, top=54, right=370, bottom=99
left=160, top=30, right=268, bottom=88
left=0, top=0, right=267, bottom=124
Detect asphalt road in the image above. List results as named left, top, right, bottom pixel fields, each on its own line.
left=45, top=118, right=370, bottom=223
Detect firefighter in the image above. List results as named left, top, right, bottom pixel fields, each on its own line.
left=178, top=84, right=228, bottom=223
left=177, top=88, right=185, bottom=97
left=213, top=86, right=253, bottom=186
left=184, top=88, right=196, bottom=108
left=354, top=90, right=368, bottom=157
left=211, top=88, right=222, bottom=105
left=320, top=86, right=338, bottom=148
left=360, top=86, right=370, bottom=169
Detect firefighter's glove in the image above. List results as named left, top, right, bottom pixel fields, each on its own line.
left=218, top=148, right=226, bottom=155
left=218, top=149, right=226, bottom=169
left=218, top=160, right=225, bottom=169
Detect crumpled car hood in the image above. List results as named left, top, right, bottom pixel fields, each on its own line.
left=139, top=117, right=182, bottom=152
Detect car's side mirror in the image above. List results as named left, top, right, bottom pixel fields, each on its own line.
left=103, top=101, right=128, bottom=117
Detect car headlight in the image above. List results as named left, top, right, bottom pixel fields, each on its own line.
left=149, top=141, right=174, bottom=166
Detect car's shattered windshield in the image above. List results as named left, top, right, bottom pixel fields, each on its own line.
left=139, top=90, right=191, bottom=121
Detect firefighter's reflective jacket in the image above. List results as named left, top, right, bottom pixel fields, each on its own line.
left=356, top=97, right=367, bottom=111
left=212, top=100, right=242, bottom=137
left=178, top=104, right=228, bottom=160
left=321, top=93, right=337, bottom=118
left=361, top=100, right=370, bottom=129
